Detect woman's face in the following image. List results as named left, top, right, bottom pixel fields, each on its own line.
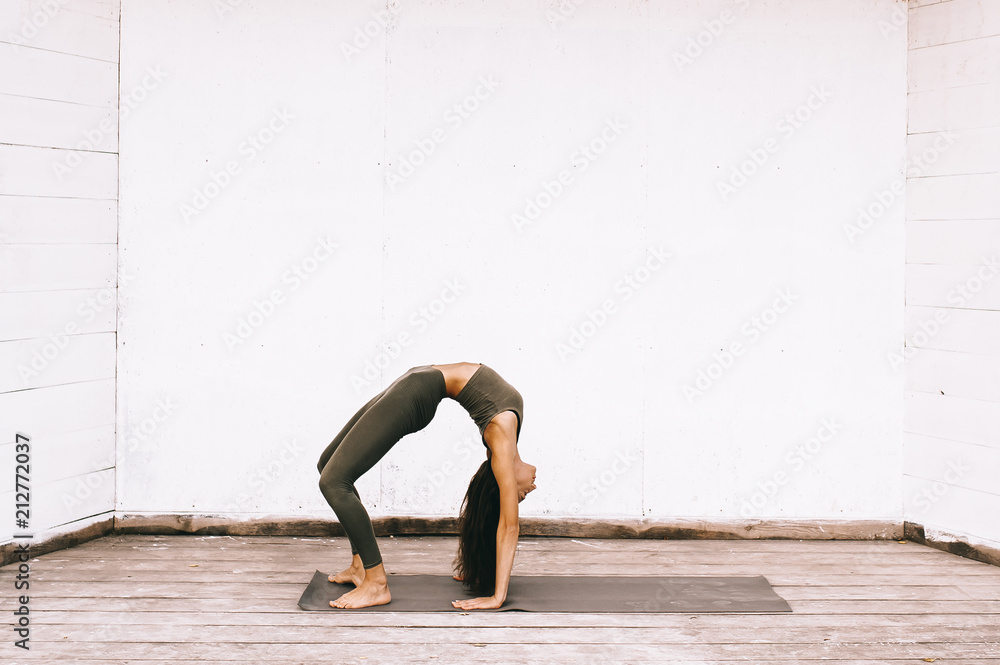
left=515, top=460, right=537, bottom=502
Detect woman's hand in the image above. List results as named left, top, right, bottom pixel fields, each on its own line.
left=452, top=595, right=503, bottom=610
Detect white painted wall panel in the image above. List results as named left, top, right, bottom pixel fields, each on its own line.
left=0, top=92, right=118, bottom=152
left=905, top=348, right=1000, bottom=403
left=904, top=433, right=1000, bottom=496
left=908, top=34, right=1000, bottom=92
left=0, top=379, right=116, bottom=444
left=906, top=220, right=1000, bottom=264
left=902, top=476, right=1000, bottom=545
left=904, top=1, right=1000, bottom=549
left=906, top=126, right=1000, bottom=177
left=0, top=196, right=117, bottom=243
left=0, top=244, right=116, bottom=293
left=0, top=288, right=117, bottom=340
left=0, top=331, right=116, bottom=392
left=117, top=0, right=907, bottom=521
left=908, top=173, right=1000, bottom=220
left=0, top=1, right=120, bottom=61
left=906, top=263, right=1000, bottom=310
left=377, top=9, right=649, bottom=517
left=0, top=470, right=115, bottom=537
left=117, top=0, right=384, bottom=515
left=0, top=425, right=115, bottom=492
left=642, top=0, right=905, bottom=520
left=904, top=305, right=1000, bottom=355
left=908, top=83, right=1000, bottom=133
left=0, top=43, right=117, bottom=106
left=904, top=390, right=1000, bottom=450
left=0, top=144, right=117, bottom=199
left=909, top=0, right=1000, bottom=49
left=0, top=0, right=120, bottom=546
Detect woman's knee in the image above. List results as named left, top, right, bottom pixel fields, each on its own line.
left=318, top=466, right=353, bottom=506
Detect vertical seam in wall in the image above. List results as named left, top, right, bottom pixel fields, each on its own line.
left=901, top=0, right=910, bottom=523
left=113, top=0, right=123, bottom=523
left=378, top=0, right=391, bottom=510
left=641, top=2, right=650, bottom=517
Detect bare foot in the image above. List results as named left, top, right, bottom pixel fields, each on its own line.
left=330, top=580, right=391, bottom=609
left=329, top=557, right=365, bottom=587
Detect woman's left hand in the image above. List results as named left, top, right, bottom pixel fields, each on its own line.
left=452, top=595, right=504, bottom=610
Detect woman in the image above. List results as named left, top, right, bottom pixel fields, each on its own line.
left=316, top=362, right=537, bottom=610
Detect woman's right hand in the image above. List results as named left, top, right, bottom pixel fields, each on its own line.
left=452, top=595, right=503, bottom=610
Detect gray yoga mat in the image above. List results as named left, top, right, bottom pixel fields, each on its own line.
left=297, top=570, right=792, bottom=612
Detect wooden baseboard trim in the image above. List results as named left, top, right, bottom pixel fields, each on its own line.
left=5, top=516, right=996, bottom=569
left=0, top=517, right=114, bottom=567
left=113, top=513, right=903, bottom=541
left=904, top=521, right=1000, bottom=568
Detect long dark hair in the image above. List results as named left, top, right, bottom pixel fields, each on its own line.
left=453, top=459, right=501, bottom=596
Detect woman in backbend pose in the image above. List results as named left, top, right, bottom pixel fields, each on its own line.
left=316, top=362, right=537, bottom=610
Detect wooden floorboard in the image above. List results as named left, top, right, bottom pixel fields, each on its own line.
left=2, top=535, right=998, bottom=663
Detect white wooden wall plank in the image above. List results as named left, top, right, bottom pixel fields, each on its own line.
left=903, top=476, right=1000, bottom=544
left=903, top=432, right=1000, bottom=497
left=908, top=34, right=1000, bottom=92
left=0, top=3, right=120, bottom=62
left=0, top=288, right=116, bottom=341
left=907, top=173, right=1000, bottom=220
left=0, top=469, right=115, bottom=535
left=905, top=348, right=1000, bottom=403
left=0, top=331, right=116, bottom=393
left=905, top=305, right=1000, bottom=355
left=0, top=144, right=117, bottom=199
left=0, top=195, right=116, bottom=243
left=0, top=424, right=114, bottom=491
left=909, top=0, right=951, bottom=9
left=0, top=92, right=118, bottom=152
left=0, top=509, right=111, bottom=545
left=909, top=0, right=1000, bottom=49
left=905, top=0, right=1000, bottom=549
left=0, top=378, right=115, bottom=445
left=1, top=0, right=122, bottom=25
left=0, top=244, right=116, bottom=293
left=904, top=390, right=1000, bottom=449
left=906, top=220, right=1000, bottom=264
left=919, top=525, right=1000, bottom=555
left=906, top=126, right=1000, bottom=177
left=0, top=0, right=119, bottom=547
left=0, top=41, right=117, bottom=106
left=908, top=83, right=1000, bottom=133
left=905, top=263, right=1000, bottom=310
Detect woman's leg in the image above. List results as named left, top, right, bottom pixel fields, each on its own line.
left=317, top=398, right=412, bottom=608
left=316, top=368, right=444, bottom=607
left=317, top=396, right=411, bottom=572
left=316, top=390, right=386, bottom=474
left=317, top=390, right=388, bottom=559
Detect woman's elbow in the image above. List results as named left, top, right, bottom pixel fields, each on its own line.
left=497, top=519, right=519, bottom=534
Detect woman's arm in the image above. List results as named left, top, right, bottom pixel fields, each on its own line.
left=489, top=436, right=520, bottom=604
left=452, top=416, right=519, bottom=610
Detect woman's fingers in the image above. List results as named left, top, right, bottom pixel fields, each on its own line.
left=451, top=596, right=501, bottom=610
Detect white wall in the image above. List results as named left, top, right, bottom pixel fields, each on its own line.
left=0, top=0, right=120, bottom=544
left=116, top=0, right=907, bottom=524
left=904, top=0, right=1000, bottom=552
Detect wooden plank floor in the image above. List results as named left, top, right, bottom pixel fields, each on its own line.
left=3, top=534, right=1000, bottom=664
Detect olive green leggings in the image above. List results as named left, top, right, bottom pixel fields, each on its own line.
left=317, top=366, right=446, bottom=569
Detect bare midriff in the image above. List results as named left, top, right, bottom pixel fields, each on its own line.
left=431, top=362, right=482, bottom=399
